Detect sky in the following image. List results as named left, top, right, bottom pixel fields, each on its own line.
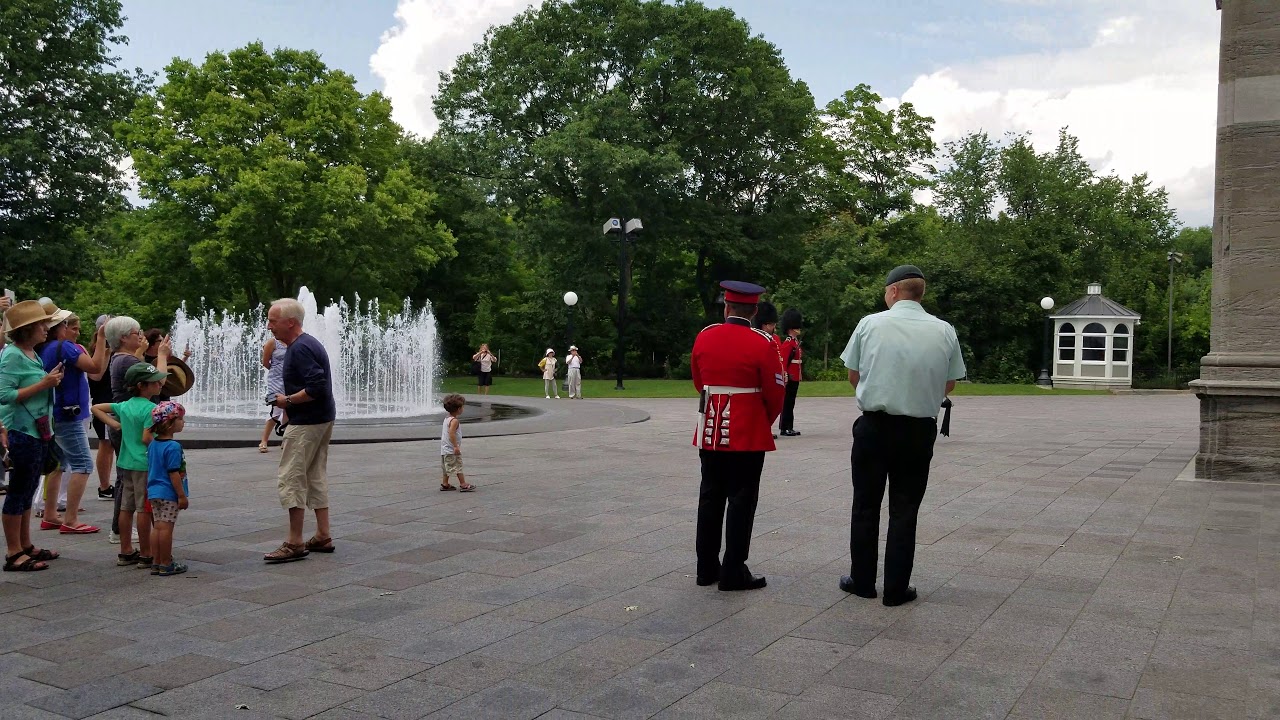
left=114, top=0, right=1220, bottom=226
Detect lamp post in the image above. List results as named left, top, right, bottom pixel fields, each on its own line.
left=1037, top=296, right=1055, bottom=387
left=563, top=291, right=577, bottom=393
left=1166, top=251, right=1183, bottom=378
left=603, top=216, right=642, bottom=390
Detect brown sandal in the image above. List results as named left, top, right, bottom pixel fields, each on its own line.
left=263, top=542, right=309, bottom=564
left=304, top=536, right=335, bottom=553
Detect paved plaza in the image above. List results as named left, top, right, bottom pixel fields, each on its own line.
left=1, top=393, right=1276, bottom=719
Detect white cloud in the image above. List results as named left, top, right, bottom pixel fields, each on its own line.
left=895, top=0, right=1219, bottom=226
left=370, top=0, right=536, bottom=138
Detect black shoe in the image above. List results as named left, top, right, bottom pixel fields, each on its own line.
left=97, top=486, right=115, bottom=501
left=696, top=573, right=719, bottom=587
left=719, top=573, right=767, bottom=592
left=882, top=587, right=918, bottom=607
left=838, top=575, right=877, bottom=598
left=781, top=430, right=801, bottom=436
left=772, top=433, right=778, bottom=439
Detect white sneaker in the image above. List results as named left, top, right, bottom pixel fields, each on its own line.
left=555, top=395, right=561, bottom=399
left=108, top=532, right=119, bottom=544
left=545, top=395, right=551, bottom=399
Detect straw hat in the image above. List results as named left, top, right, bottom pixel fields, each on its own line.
left=3, top=300, right=54, bottom=333
left=162, top=356, right=195, bottom=397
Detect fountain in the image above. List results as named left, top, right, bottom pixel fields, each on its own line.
left=170, top=287, right=440, bottom=420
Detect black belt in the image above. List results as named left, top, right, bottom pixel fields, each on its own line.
left=860, top=398, right=953, bottom=437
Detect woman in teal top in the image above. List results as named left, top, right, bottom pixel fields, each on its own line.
left=0, top=300, right=64, bottom=571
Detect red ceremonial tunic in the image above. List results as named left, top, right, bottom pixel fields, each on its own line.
left=780, top=335, right=803, bottom=382
left=691, top=318, right=786, bottom=452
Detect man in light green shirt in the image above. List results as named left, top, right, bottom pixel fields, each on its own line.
left=836, top=265, right=965, bottom=607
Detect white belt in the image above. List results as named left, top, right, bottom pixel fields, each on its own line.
left=789, top=360, right=802, bottom=364
left=704, top=385, right=760, bottom=394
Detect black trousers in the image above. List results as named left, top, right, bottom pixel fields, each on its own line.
left=849, top=412, right=937, bottom=596
left=697, top=450, right=764, bottom=580
left=780, top=381, right=799, bottom=431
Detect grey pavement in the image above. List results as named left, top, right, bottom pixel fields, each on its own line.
left=3, top=394, right=1277, bottom=719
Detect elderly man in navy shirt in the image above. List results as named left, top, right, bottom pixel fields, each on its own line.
left=264, top=298, right=337, bottom=563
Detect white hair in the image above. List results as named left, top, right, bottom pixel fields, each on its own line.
left=104, top=316, right=140, bottom=350
left=270, top=298, right=305, bottom=323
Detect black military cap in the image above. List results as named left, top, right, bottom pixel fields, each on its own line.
left=885, top=265, right=925, bottom=286
left=753, top=301, right=778, bottom=328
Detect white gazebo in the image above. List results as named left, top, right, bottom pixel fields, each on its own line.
left=1051, top=283, right=1141, bottom=389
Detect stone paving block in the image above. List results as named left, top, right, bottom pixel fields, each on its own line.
left=358, top=570, right=439, bottom=591
left=1137, top=638, right=1254, bottom=700
left=771, top=682, right=901, bottom=720
left=340, top=678, right=466, bottom=720
left=19, top=632, right=135, bottom=662
left=217, top=654, right=334, bottom=691
left=20, top=653, right=148, bottom=690
left=25, top=676, right=159, bottom=719
left=180, top=614, right=281, bottom=642
left=413, top=653, right=527, bottom=694
left=823, top=637, right=952, bottom=698
left=319, top=655, right=433, bottom=691
left=1007, top=684, right=1129, bottom=719
left=652, top=680, right=792, bottom=719
left=122, top=653, right=240, bottom=690
left=1128, top=687, right=1248, bottom=720
left=230, top=583, right=317, bottom=606
left=422, top=679, right=557, bottom=720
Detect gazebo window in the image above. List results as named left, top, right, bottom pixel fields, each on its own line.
left=1113, top=324, right=1129, bottom=362
left=1057, top=322, right=1076, bottom=360
left=1082, top=322, right=1106, bottom=362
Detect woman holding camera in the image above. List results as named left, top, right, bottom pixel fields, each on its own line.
left=39, top=311, right=108, bottom=533
left=472, top=344, right=497, bottom=396
left=0, top=301, right=64, bottom=571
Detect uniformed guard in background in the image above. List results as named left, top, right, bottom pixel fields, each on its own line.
left=837, top=265, right=966, bottom=606
left=691, top=281, right=786, bottom=591
left=778, top=308, right=804, bottom=436
left=752, top=301, right=784, bottom=439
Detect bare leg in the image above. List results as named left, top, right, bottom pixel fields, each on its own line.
left=19, top=509, right=35, bottom=551
left=95, top=443, right=114, bottom=490
left=287, top=506, right=305, bottom=545
left=42, top=470, right=63, bottom=524
left=3, top=514, right=25, bottom=556
left=458, top=472, right=473, bottom=490
left=136, top=512, right=152, bottom=557
left=153, top=522, right=173, bottom=566
left=313, top=508, right=330, bottom=541
left=259, top=418, right=273, bottom=449
left=118, top=510, right=134, bottom=554
left=63, top=472, right=90, bottom=527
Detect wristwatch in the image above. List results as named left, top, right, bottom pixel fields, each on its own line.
left=284, top=396, right=293, bottom=408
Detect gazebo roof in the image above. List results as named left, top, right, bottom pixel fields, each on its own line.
left=1052, top=283, right=1140, bottom=319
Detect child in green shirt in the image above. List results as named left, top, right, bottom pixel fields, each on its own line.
left=92, top=362, right=167, bottom=569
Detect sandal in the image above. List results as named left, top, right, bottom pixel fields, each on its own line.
left=39, top=519, right=62, bottom=530
left=117, top=550, right=140, bottom=566
left=440, top=484, right=456, bottom=491
left=459, top=484, right=476, bottom=492
left=3, top=551, right=47, bottom=572
left=136, top=556, right=154, bottom=569
left=258, top=442, right=268, bottom=453
left=263, top=542, right=309, bottom=564
left=59, top=523, right=100, bottom=534
left=24, top=546, right=58, bottom=561
left=156, top=562, right=188, bottom=576
left=304, top=536, right=335, bottom=553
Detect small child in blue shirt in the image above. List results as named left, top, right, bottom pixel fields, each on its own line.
left=145, top=401, right=189, bottom=576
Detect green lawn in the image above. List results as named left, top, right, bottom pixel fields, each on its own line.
left=442, top=376, right=1108, bottom=398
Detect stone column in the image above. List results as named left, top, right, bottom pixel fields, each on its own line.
left=1191, top=0, right=1280, bottom=481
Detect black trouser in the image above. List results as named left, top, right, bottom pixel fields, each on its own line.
left=780, top=380, right=799, bottom=431
left=697, top=450, right=765, bottom=580
left=849, top=411, right=937, bottom=596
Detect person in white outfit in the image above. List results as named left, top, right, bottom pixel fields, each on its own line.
left=538, top=349, right=559, bottom=398
left=566, top=346, right=584, bottom=399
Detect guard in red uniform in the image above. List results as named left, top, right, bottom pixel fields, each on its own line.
left=691, top=281, right=786, bottom=591
left=778, top=308, right=804, bottom=436
left=752, top=302, right=785, bottom=439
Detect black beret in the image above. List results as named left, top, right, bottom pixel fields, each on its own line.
left=752, top=301, right=778, bottom=328
left=885, top=265, right=925, bottom=286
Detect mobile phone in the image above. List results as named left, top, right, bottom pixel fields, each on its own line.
left=3, top=289, right=14, bottom=302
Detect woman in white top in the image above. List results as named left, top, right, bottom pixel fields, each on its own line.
left=566, top=346, right=584, bottom=399
left=537, top=349, right=559, bottom=399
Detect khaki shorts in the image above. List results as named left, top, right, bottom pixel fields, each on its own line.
left=119, top=469, right=149, bottom=512
left=441, top=454, right=463, bottom=478
left=151, top=499, right=181, bottom=524
left=277, top=421, right=333, bottom=510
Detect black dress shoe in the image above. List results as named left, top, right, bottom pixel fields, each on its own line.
left=882, top=587, right=918, bottom=607
left=719, top=573, right=767, bottom=591
left=781, top=430, right=801, bottom=436
left=838, top=575, right=877, bottom=598
left=696, top=573, right=719, bottom=587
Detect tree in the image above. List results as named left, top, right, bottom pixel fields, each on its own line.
left=0, top=0, right=146, bottom=295
left=117, top=43, right=455, bottom=308
left=818, top=84, right=936, bottom=222
left=934, top=132, right=999, bottom=226
left=432, top=0, right=820, bottom=371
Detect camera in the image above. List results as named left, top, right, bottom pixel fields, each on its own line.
left=60, top=405, right=81, bottom=418
left=264, top=393, right=278, bottom=406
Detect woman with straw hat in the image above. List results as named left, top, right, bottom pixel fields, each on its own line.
left=0, top=300, right=64, bottom=571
